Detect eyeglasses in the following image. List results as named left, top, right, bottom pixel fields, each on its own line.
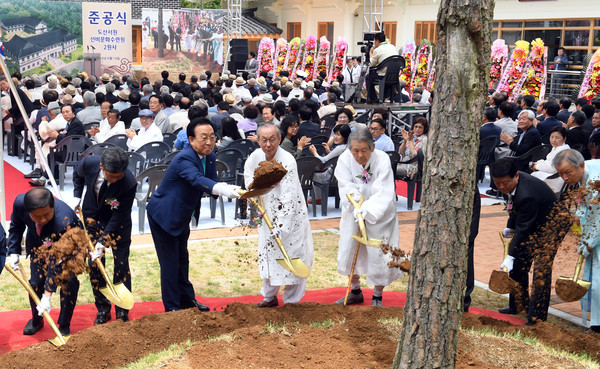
left=198, top=135, right=216, bottom=142
left=369, top=126, right=383, bottom=131
left=259, top=137, right=278, bottom=145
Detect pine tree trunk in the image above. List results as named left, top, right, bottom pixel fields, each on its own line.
left=392, top=1, right=494, bottom=368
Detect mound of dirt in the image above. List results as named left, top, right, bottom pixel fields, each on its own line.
left=248, top=160, right=288, bottom=190
left=0, top=303, right=598, bottom=369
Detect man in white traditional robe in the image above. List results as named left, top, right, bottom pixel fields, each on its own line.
left=243, top=123, right=314, bottom=307
left=334, top=127, right=403, bottom=306
left=554, top=149, right=600, bottom=332
left=89, top=109, right=126, bottom=144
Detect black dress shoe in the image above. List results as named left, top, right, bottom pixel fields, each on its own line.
left=23, top=319, right=44, bottom=335
left=59, top=325, right=71, bottom=336
left=94, top=312, right=111, bottom=325
left=335, top=290, right=364, bottom=305
left=191, top=300, right=210, bottom=312
left=116, top=312, right=130, bottom=322
left=28, top=178, right=46, bottom=187
left=524, top=320, right=537, bottom=326
left=485, top=189, right=501, bottom=197
left=24, top=168, right=42, bottom=178
left=498, top=306, right=518, bottom=315
left=257, top=296, right=279, bottom=308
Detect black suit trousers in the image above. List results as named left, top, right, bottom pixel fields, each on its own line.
left=148, top=214, right=195, bottom=312
left=29, top=256, right=79, bottom=328
left=88, top=224, right=132, bottom=315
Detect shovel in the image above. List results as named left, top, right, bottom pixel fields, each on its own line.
left=76, top=206, right=134, bottom=310
left=555, top=253, right=591, bottom=302
left=244, top=194, right=310, bottom=279
left=488, top=232, right=519, bottom=294
left=345, top=194, right=382, bottom=248
left=342, top=193, right=382, bottom=306
left=4, top=263, right=70, bottom=346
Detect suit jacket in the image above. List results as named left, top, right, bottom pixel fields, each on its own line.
left=297, top=120, right=320, bottom=139
left=73, top=155, right=137, bottom=243
left=121, top=105, right=139, bottom=129
left=556, top=109, right=570, bottom=124
left=7, top=196, right=80, bottom=291
left=506, top=172, right=557, bottom=256
left=146, top=146, right=219, bottom=236
left=567, top=126, right=590, bottom=159
left=0, top=223, right=5, bottom=273
left=537, top=117, right=563, bottom=141
left=480, top=122, right=501, bottom=140
left=509, top=126, right=541, bottom=172
left=56, top=116, right=85, bottom=143
left=7, top=86, right=34, bottom=122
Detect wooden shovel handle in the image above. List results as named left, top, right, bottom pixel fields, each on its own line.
left=247, top=196, right=294, bottom=263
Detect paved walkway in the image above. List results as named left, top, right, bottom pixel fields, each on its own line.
left=131, top=204, right=585, bottom=325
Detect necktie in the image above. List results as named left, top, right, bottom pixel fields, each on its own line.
left=348, top=68, right=353, bottom=83
left=201, top=157, right=206, bottom=173
left=36, top=223, right=43, bottom=237
left=517, top=133, right=524, bottom=145
left=98, top=180, right=108, bottom=203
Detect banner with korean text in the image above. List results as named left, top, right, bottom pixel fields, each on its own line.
left=82, top=2, right=132, bottom=75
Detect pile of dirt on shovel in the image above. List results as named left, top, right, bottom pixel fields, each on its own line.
left=1, top=303, right=599, bottom=369
left=248, top=160, right=287, bottom=190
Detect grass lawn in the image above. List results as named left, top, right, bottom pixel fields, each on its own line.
left=25, top=61, right=54, bottom=76
left=0, top=231, right=506, bottom=312
left=59, top=44, right=83, bottom=64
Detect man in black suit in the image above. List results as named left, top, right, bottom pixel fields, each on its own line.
left=480, top=107, right=502, bottom=140
left=566, top=110, right=590, bottom=159
left=491, top=158, right=559, bottom=325
left=0, top=76, right=34, bottom=136
left=556, top=97, right=572, bottom=124
left=7, top=188, right=81, bottom=336
left=500, top=109, right=541, bottom=172
left=463, top=186, right=480, bottom=312
left=536, top=100, right=563, bottom=143
left=73, top=147, right=137, bottom=324
left=121, top=91, right=140, bottom=129
left=582, top=104, right=595, bottom=136
left=296, top=105, right=320, bottom=140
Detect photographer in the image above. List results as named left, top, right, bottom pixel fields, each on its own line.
left=367, top=32, right=399, bottom=104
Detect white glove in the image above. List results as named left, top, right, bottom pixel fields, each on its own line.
left=578, top=243, right=591, bottom=257
left=500, top=255, right=515, bottom=272
left=36, top=294, right=52, bottom=316
left=89, top=242, right=105, bottom=262
left=503, top=228, right=515, bottom=239
left=8, top=254, right=20, bottom=271
left=212, top=182, right=242, bottom=199
left=350, top=193, right=363, bottom=203
left=353, top=208, right=367, bottom=222
left=70, top=197, right=81, bottom=210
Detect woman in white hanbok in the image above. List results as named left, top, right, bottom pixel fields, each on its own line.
left=334, top=128, right=403, bottom=306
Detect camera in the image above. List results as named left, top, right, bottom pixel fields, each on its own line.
left=357, top=32, right=376, bottom=54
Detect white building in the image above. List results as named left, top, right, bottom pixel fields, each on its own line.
left=4, top=29, right=78, bottom=73
left=0, top=17, right=47, bottom=35
left=251, top=0, right=599, bottom=64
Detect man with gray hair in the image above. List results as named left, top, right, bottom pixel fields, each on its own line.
left=333, top=127, right=403, bottom=306
left=243, top=123, right=314, bottom=307
left=554, top=149, right=600, bottom=332
left=500, top=109, right=542, bottom=172
left=73, top=146, right=137, bottom=324
left=140, top=83, right=155, bottom=102
left=76, top=90, right=102, bottom=124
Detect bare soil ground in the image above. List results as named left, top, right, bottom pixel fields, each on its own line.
left=0, top=302, right=598, bottom=369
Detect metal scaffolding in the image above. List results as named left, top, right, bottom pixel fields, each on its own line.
left=224, top=0, right=242, bottom=71
left=362, top=0, right=383, bottom=34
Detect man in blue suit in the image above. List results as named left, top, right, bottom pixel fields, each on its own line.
left=147, top=118, right=241, bottom=312
left=7, top=188, right=81, bottom=336
left=0, top=223, right=6, bottom=274
left=73, top=147, right=137, bottom=325
left=481, top=107, right=502, bottom=140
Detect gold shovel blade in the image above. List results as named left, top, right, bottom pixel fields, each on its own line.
left=350, top=234, right=382, bottom=247
left=49, top=334, right=70, bottom=347
left=556, top=276, right=590, bottom=302
left=100, top=282, right=135, bottom=310
left=276, top=258, right=310, bottom=279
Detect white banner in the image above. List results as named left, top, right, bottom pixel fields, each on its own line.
left=82, top=2, right=132, bottom=75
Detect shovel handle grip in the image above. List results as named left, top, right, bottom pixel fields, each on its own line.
left=499, top=232, right=511, bottom=272
left=4, top=263, right=66, bottom=344
left=345, top=193, right=364, bottom=209
left=346, top=193, right=369, bottom=242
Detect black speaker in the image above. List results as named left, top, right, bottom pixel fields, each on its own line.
left=228, top=60, right=246, bottom=74
left=230, top=38, right=248, bottom=58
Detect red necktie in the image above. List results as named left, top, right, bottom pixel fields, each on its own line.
left=36, top=223, right=43, bottom=237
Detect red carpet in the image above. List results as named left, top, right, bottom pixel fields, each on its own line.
left=3, top=161, right=30, bottom=218
left=0, top=287, right=525, bottom=354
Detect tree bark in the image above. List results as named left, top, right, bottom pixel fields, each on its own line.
left=392, top=1, right=494, bottom=368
